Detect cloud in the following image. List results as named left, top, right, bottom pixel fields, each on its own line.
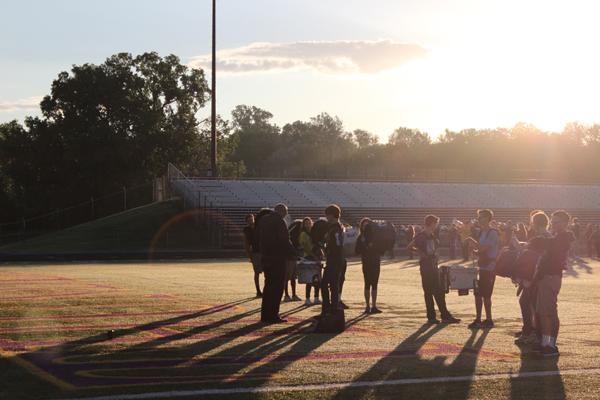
left=0, top=96, right=43, bottom=112
left=189, top=40, right=428, bottom=75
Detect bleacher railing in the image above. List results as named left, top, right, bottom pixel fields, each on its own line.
left=0, top=182, right=155, bottom=246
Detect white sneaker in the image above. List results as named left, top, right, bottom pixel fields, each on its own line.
left=304, top=299, right=312, bottom=306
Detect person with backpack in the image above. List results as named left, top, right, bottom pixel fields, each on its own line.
left=243, top=214, right=263, bottom=298
left=533, top=210, right=575, bottom=356
left=513, top=211, right=551, bottom=346
left=465, top=209, right=499, bottom=329
left=407, top=215, right=460, bottom=324
left=355, top=218, right=382, bottom=314
left=298, top=217, right=321, bottom=306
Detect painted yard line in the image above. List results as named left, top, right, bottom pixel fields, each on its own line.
left=57, top=368, right=600, bottom=400
left=0, top=291, right=129, bottom=301
left=0, top=310, right=202, bottom=322
left=0, top=349, right=75, bottom=391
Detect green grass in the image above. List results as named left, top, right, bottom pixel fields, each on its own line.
left=0, top=199, right=211, bottom=254
left=1, top=257, right=599, bottom=399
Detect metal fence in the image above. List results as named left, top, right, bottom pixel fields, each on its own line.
left=0, top=182, right=155, bottom=246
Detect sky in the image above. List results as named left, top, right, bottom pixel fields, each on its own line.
left=1, top=0, right=600, bottom=140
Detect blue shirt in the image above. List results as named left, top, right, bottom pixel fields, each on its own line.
left=478, top=228, right=499, bottom=271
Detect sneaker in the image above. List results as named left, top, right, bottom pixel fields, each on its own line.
left=468, top=320, right=482, bottom=329
left=426, top=318, right=441, bottom=325
left=292, top=295, right=302, bottom=302
left=283, top=295, right=292, bottom=302
left=370, top=307, right=383, bottom=314
left=256, top=292, right=263, bottom=298
left=304, top=299, right=312, bottom=306
left=364, top=306, right=371, bottom=314
left=515, top=332, right=538, bottom=345
left=442, top=315, right=461, bottom=324
left=540, top=346, right=560, bottom=357
left=481, top=319, right=494, bottom=329
left=313, top=298, right=321, bottom=305
left=340, top=301, right=349, bottom=310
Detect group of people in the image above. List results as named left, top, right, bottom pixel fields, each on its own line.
left=244, top=204, right=576, bottom=357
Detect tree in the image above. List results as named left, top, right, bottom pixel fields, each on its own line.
left=388, top=127, right=431, bottom=148
left=229, top=105, right=281, bottom=176
left=0, top=52, right=210, bottom=216
left=352, top=129, right=379, bottom=148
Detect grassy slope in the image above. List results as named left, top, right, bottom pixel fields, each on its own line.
left=0, top=199, right=209, bottom=254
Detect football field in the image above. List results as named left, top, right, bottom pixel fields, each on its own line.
left=1, top=258, right=600, bottom=400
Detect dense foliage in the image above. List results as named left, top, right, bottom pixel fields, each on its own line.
left=2, top=52, right=600, bottom=223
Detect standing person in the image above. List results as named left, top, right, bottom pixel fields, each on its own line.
left=534, top=210, right=575, bottom=356
left=408, top=215, right=460, bottom=324
left=355, top=218, right=382, bottom=314
left=298, top=217, right=321, bottom=306
left=243, top=214, right=263, bottom=298
left=320, top=204, right=346, bottom=316
left=466, top=209, right=499, bottom=329
left=592, top=225, right=600, bottom=260
left=585, top=223, right=595, bottom=258
left=514, top=211, right=551, bottom=345
left=448, top=224, right=458, bottom=260
left=259, top=204, right=297, bottom=324
left=406, top=225, right=415, bottom=260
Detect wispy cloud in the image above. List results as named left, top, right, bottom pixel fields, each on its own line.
left=189, top=40, right=428, bottom=75
left=0, top=96, right=43, bottom=112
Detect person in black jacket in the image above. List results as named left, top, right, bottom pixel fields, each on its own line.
left=259, top=203, right=297, bottom=324
left=320, top=204, right=346, bottom=315
left=355, top=218, right=382, bottom=314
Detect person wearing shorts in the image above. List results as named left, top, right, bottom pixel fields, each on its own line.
left=534, top=210, right=575, bottom=357
left=243, top=214, right=262, bottom=297
left=466, top=209, right=499, bottom=329
left=355, top=218, right=382, bottom=314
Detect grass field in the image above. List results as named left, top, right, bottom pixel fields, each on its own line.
left=1, top=257, right=600, bottom=400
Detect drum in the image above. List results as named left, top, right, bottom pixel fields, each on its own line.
left=297, top=259, right=322, bottom=284
left=440, top=265, right=479, bottom=296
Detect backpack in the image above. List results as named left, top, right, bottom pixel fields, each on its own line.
left=288, top=220, right=303, bottom=248
left=254, top=208, right=274, bottom=252
left=366, top=221, right=396, bottom=255
left=514, top=249, right=542, bottom=281
left=494, top=247, right=519, bottom=278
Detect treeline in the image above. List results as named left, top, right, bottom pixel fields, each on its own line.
left=2, top=51, right=600, bottom=222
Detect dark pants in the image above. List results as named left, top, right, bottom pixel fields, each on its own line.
left=261, top=259, right=286, bottom=321
left=449, top=238, right=456, bottom=259
left=462, top=241, right=470, bottom=261
left=339, top=259, right=347, bottom=297
left=362, top=256, right=381, bottom=290
left=519, top=286, right=537, bottom=335
left=419, top=257, right=450, bottom=320
left=322, top=260, right=342, bottom=313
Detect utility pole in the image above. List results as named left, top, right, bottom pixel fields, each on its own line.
left=209, top=0, right=218, bottom=177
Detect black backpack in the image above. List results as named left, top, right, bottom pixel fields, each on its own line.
left=366, top=221, right=396, bottom=254
left=288, top=220, right=303, bottom=248
left=254, top=208, right=274, bottom=253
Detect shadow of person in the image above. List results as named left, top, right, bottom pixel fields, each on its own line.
left=510, top=344, right=565, bottom=400
left=564, top=258, right=592, bottom=278
left=329, top=325, right=489, bottom=400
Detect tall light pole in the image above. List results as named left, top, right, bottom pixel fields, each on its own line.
left=210, top=0, right=217, bottom=177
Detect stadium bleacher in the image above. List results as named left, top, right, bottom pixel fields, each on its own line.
left=168, top=171, right=600, bottom=248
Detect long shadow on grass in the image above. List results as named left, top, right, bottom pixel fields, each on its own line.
left=10, top=297, right=262, bottom=388
left=510, top=345, right=565, bottom=400
left=564, top=258, right=592, bottom=278
left=329, top=325, right=489, bottom=400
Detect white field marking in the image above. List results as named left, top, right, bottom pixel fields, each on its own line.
left=57, top=368, right=600, bottom=400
